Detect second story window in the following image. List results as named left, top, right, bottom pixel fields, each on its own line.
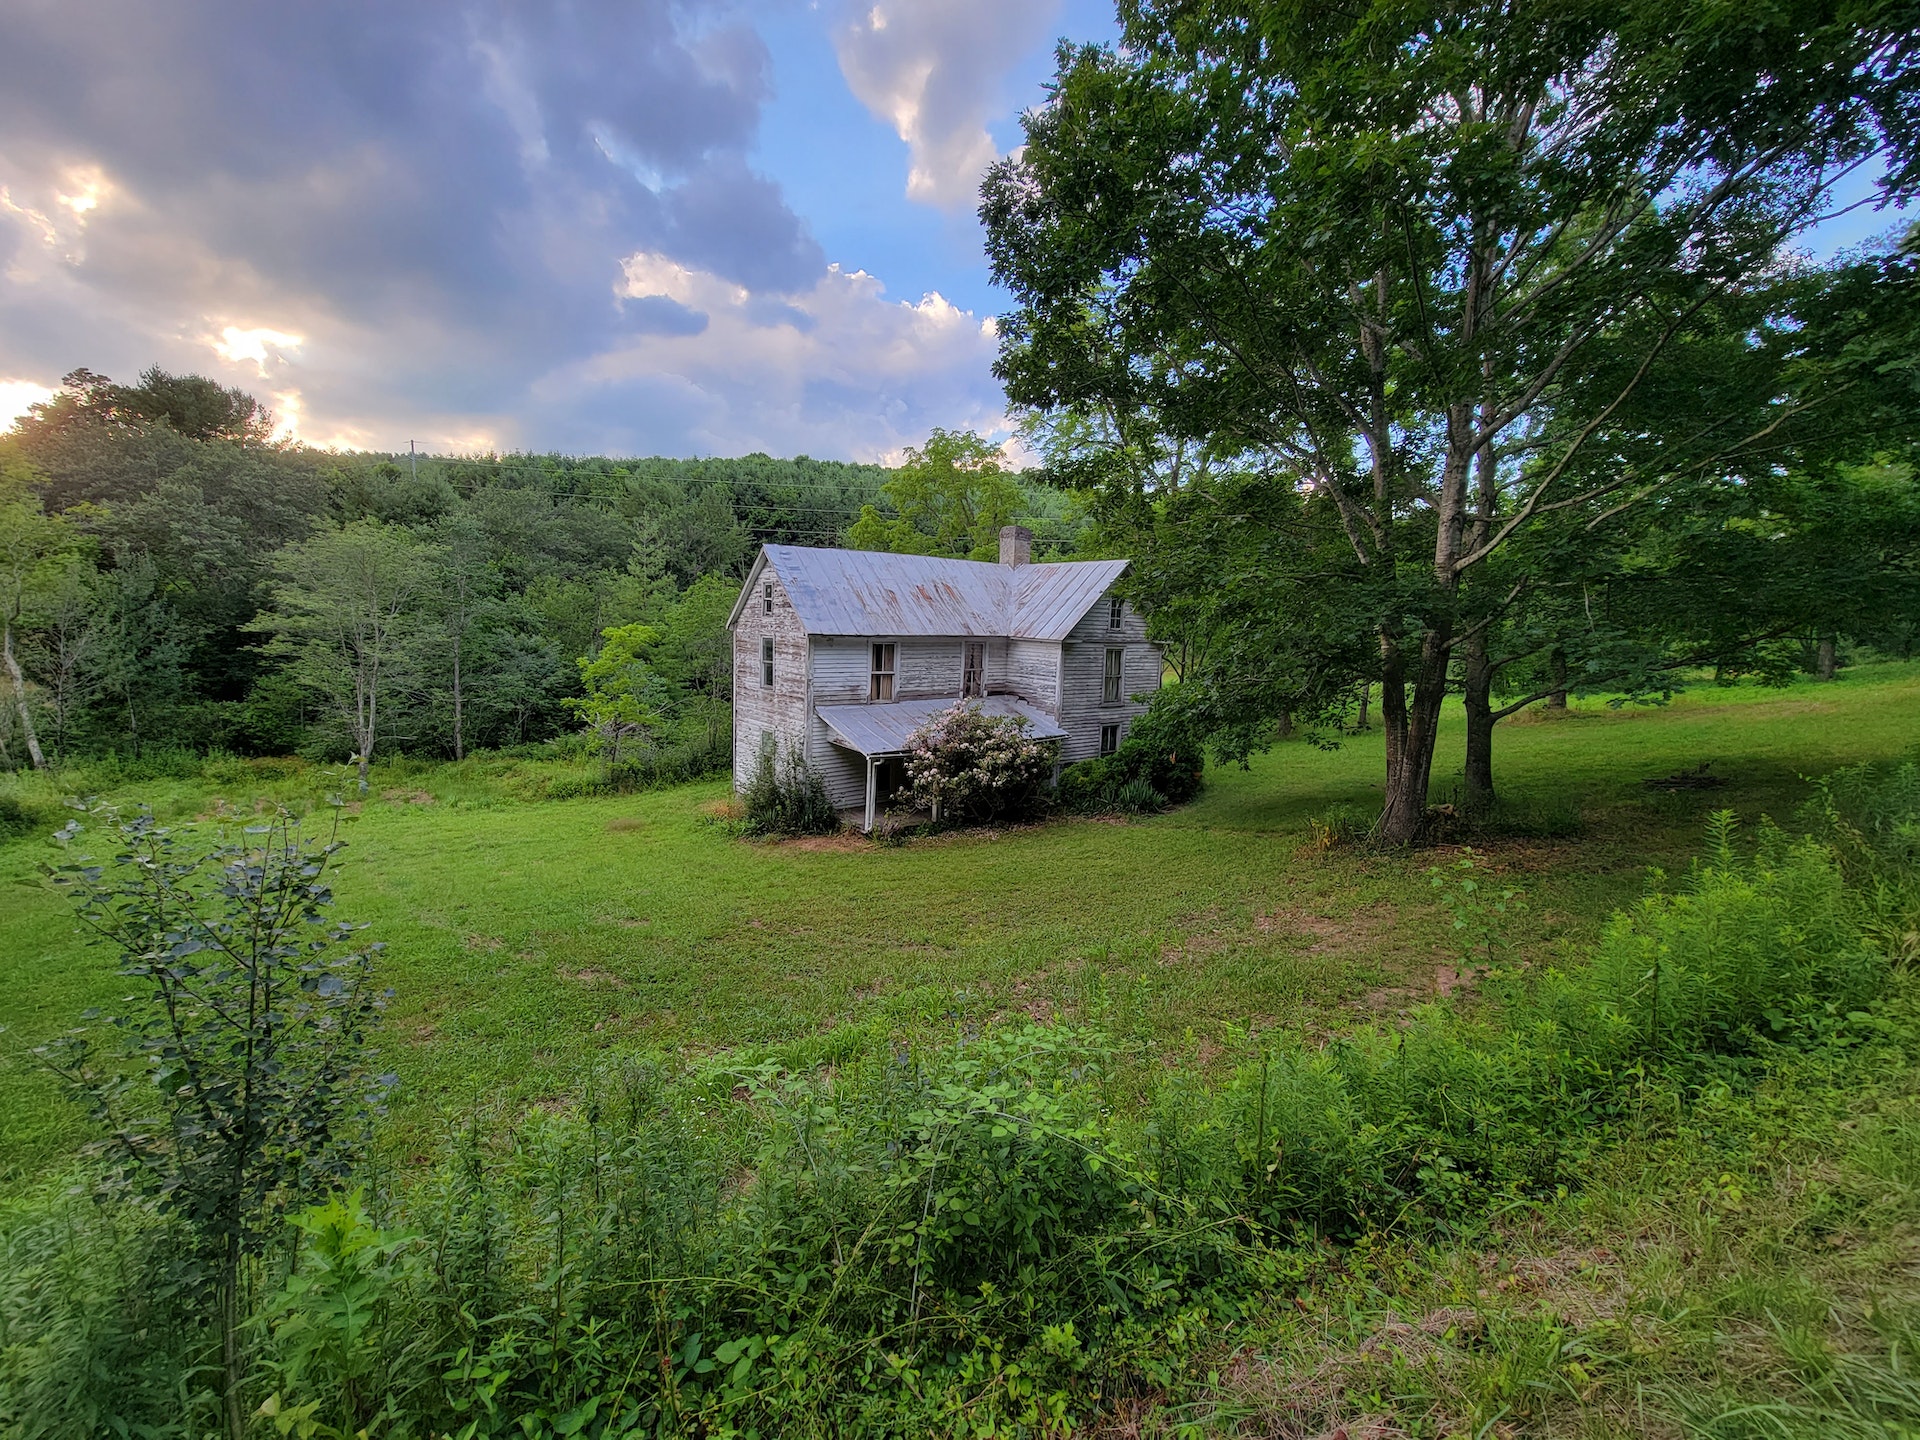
left=761, top=636, right=774, bottom=688
left=962, top=641, right=985, bottom=697
left=1103, top=647, right=1124, bottom=704
left=870, top=642, right=896, bottom=701
left=763, top=582, right=773, bottom=615
left=1109, top=596, right=1123, bottom=629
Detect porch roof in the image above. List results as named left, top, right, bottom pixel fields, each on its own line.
left=814, top=695, right=1066, bottom=758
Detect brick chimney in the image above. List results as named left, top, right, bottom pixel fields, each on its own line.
left=999, top=524, right=1032, bottom=567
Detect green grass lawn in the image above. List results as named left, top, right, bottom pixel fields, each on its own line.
left=4, top=661, right=1917, bottom=1190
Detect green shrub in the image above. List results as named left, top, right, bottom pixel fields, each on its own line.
left=1803, top=760, right=1920, bottom=964
left=739, top=735, right=838, bottom=835
left=1057, top=697, right=1205, bottom=813
left=1580, top=813, right=1888, bottom=1056
left=0, top=792, right=59, bottom=843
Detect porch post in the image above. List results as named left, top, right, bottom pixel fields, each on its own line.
left=864, top=755, right=876, bottom=834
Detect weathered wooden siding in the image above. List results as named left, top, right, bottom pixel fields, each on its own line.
left=731, top=559, right=811, bottom=792
left=809, top=636, right=870, bottom=704
left=734, top=556, right=1158, bottom=806
left=811, top=717, right=869, bottom=809
left=1055, top=592, right=1161, bottom=762
left=1006, top=639, right=1060, bottom=710
left=896, top=638, right=962, bottom=699
left=805, top=637, right=872, bottom=808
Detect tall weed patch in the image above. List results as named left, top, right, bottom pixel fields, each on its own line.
left=1579, top=814, right=1888, bottom=1057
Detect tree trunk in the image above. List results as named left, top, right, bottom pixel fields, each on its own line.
left=2, top=623, right=48, bottom=770
left=1462, top=628, right=1495, bottom=810
left=1458, top=407, right=1500, bottom=810
left=450, top=634, right=465, bottom=761
left=1547, top=646, right=1568, bottom=710
left=1276, top=708, right=1294, bottom=739
left=1376, top=627, right=1450, bottom=846
left=1355, top=681, right=1370, bottom=730
left=1815, top=635, right=1837, bottom=681
left=220, top=1259, right=246, bottom=1440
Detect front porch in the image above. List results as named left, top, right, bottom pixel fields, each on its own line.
left=814, top=695, right=1067, bottom=832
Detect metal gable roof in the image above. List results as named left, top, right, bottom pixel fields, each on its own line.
left=750, top=544, right=1127, bottom=641
left=816, top=696, right=1067, bottom=756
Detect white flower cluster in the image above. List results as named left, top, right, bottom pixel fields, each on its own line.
left=901, top=701, right=1056, bottom=822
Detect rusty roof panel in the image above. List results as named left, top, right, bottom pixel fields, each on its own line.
left=755, top=544, right=1127, bottom=641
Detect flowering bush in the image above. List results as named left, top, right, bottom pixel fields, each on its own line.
left=902, top=702, right=1057, bottom=823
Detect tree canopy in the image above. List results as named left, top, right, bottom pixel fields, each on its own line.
left=986, top=0, right=1920, bottom=840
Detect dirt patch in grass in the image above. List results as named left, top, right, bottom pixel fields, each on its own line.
left=605, top=816, right=645, bottom=832
left=1255, top=900, right=1399, bottom=951
left=562, top=968, right=628, bottom=989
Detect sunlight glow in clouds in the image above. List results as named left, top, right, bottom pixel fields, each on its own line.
left=211, top=326, right=304, bottom=376
left=0, top=379, right=56, bottom=430
left=55, top=166, right=109, bottom=222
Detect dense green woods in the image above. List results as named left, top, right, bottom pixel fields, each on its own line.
left=0, top=372, right=1104, bottom=784
left=0, top=368, right=893, bottom=770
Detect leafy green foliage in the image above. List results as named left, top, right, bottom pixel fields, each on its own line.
left=564, top=622, right=668, bottom=771
left=1428, top=848, right=1529, bottom=972
left=847, top=428, right=1024, bottom=560
left=738, top=735, right=839, bottom=836
left=249, top=521, right=439, bottom=791
left=1804, top=760, right=1920, bottom=965
left=1581, top=815, right=1887, bottom=1056
left=1, top=369, right=921, bottom=770
left=984, top=0, right=1920, bottom=840
left=33, top=804, right=391, bottom=1436
left=2, top=758, right=1918, bottom=1435
left=1056, top=695, right=1204, bottom=813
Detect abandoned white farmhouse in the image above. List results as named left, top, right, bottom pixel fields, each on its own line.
left=727, top=526, right=1162, bottom=829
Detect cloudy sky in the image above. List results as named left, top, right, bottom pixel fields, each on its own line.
left=0, top=0, right=1120, bottom=460
left=1, top=2, right=1906, bottom=463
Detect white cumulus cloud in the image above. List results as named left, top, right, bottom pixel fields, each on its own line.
left=533, top=250, right=1007, bottom=461
left=832, top=0, right=1059, bottom=210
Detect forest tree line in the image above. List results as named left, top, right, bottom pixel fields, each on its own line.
left=0, top=367, right=1077, bottom=777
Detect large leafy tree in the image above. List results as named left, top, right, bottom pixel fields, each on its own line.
left=848, top=429, right=1024, bottom=559
left=986, top=0, right=1920, bottom=842
left=251, top=522, right=439, bottom=790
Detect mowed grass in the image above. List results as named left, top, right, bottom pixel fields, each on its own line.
left=3, top=661, right=1916, bottom=1189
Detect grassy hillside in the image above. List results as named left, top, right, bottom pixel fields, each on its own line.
left=4, top=661, right=1916, bottom=1189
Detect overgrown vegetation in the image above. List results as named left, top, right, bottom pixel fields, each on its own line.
left=737, top=736, right=840, bottom=837
left=28, top=804, right=391, bottom=1440
left=3, top=757, right=1917, bottom=1436
left=1056, top=699, right=1205, bottom=815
